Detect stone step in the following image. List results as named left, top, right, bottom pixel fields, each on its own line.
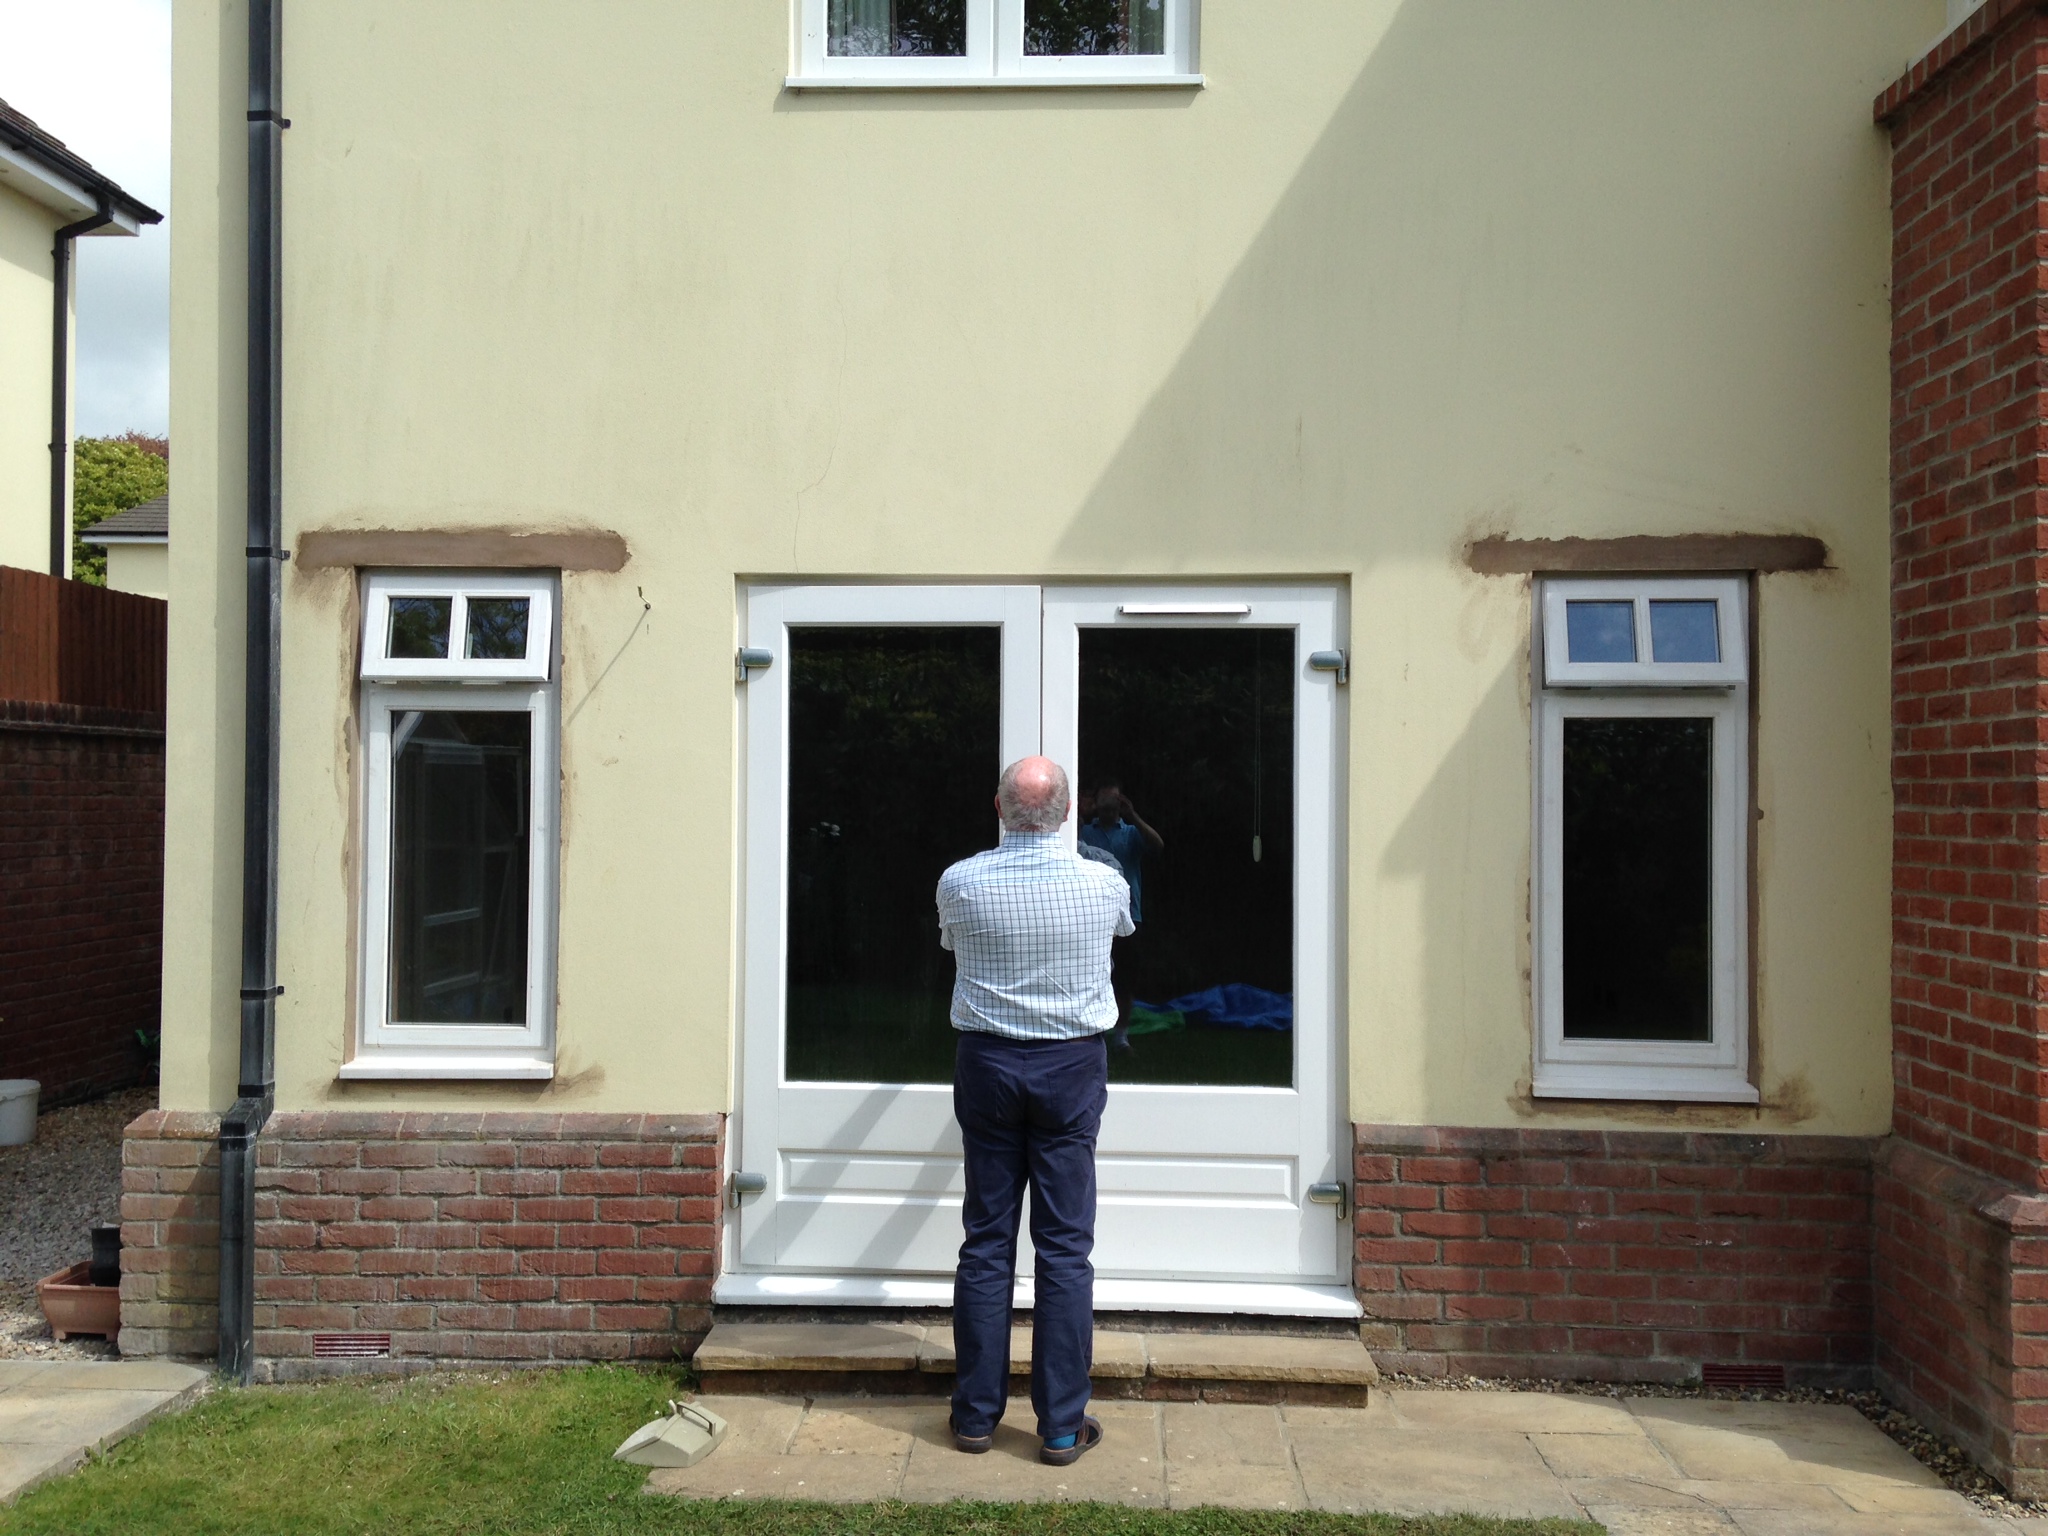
left=693, top=1321, right=1378, bottom=1405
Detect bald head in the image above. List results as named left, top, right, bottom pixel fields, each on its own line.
left=996, top=756, right=1070, bottom=834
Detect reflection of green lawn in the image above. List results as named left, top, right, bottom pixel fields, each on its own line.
left=785, top=986, right=1291, bottom=1088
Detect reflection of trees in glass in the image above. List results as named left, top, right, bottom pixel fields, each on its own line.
left=1561, top=717, right=1712, bottom=1041
left=1026, top=0, right=1164, bottom=56
left=829, top=0, right=967, bottom=57
left=1079, top=629, right=1294, bottom=1080
left=786, top=628, right=999, bottom=1083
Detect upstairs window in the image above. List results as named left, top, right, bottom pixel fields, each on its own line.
left=794, top=0, right=1198, bottom=86
left=1533, top=576, right=1754, bottom=1103
left=346, top=571, right=558, bottom=1081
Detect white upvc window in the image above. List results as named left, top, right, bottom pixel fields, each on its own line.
left=1532, top=576, right=1755, bottom=1103
left=342, top=571, right=559, bottom=1081
left=791, top=0, right=1200, bottom=87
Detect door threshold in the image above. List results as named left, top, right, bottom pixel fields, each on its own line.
left=713, top=1273, right=1362, bottom=1320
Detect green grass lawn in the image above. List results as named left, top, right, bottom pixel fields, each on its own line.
left=0, top=1367, right=1601, bottom=1536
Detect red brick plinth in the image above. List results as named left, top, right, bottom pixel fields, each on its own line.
left=119, top=1109, right=222, bottom=1359
left=1353, top=1125, right=1875, bottom=1387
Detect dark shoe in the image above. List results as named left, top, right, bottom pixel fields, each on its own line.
left=949, top=1414, right=993, bottom=1454
left=1039, top=1415, right=1102, bottom=1466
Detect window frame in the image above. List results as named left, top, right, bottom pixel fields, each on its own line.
left=360, top=570, right=555, bottom=685
left=1531, top=576, right=1756, bottom=1104
left=343, top=571, right=560, bottom=1082
left=1541, top=575, right=1746, bottom=689
left=790, top=0, right=1200, bottom=87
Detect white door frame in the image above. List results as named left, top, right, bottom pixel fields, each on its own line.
left=724, top=582, right=1355, bottom=1316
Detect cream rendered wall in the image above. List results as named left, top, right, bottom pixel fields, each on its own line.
left=0, top=182, right=59, bottom=575
left=106, top=541, right=170, bottom=599
left=170, top=0, right=1937, bottom=1134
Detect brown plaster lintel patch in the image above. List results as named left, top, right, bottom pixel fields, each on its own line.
left=1465, top=534, right=1828, bottom=576
left=295, top=528, right=630, bottom=573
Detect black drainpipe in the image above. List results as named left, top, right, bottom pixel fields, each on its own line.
left=49, top=197, right=114, bottom=577
left=220, top=0, right=287, bottom=1384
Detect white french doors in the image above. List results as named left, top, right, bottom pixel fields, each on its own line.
left=728, top=583, right=1351, bottom=1314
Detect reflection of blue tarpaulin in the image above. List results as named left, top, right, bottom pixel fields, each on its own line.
left=1132, top=984, right=1292, bottom=1032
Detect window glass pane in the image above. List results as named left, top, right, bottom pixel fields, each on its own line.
left=786, top=627, right=999, bottom=1083
left=389, top=711, right=530, bottom=1025
left=1561, top=717, right=1712, bottom=1042
left=1649, top=600, right=1720, bottom=664
left=1026, top=0, right=1165, bottom=55
left=1565, top=601, right=1635, bottom=664
left=387, top=597, right=451, bottom=660
left=465, top=597, right=531, bottom=660
left=1079, top=628, right=1294, bottom=1087
left=828, top=0, right=965, bottom=57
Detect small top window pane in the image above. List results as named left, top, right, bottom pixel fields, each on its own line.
left=829, top=0, right=965, bottom=56
left=1026, top=0, right=1165, bottom=55
left=1566, top=601, right=1635, bottom=664
left=466, top=598, right=531, bottom=661
left=1649, top=601, right=1720, bottom=664
left=388, top=597, right=452, bottom=660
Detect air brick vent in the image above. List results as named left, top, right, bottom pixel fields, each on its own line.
left=312, top=1332, right=392, bottom=1360
left=1700, top=1362, right=1784, bottom=1390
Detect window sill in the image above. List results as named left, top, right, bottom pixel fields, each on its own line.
left=784, top=74, right=1203, bottom=91
left=338, top=1054, right=555, bottom=1082
left=1532, top=1066, right=1759, bottom=1105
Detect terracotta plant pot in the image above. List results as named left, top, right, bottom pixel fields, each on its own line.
left=37, top=1262, right=120, bottom=1342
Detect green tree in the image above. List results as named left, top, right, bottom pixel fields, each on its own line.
left=71, top=434, right=168, bottom=585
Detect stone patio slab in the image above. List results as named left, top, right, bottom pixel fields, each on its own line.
left=1162, top=1400, right=1291, bottom=1467
left=1728, top=1510, right=1997, bottom=1535
left=1288, top=1426, right=1586, bottom=1521
left=896, top=1398, right=1165, bottom=1506
left=1533, top=1429, right=1683, bottom=1480
left=694, top=1322, right=924, bottom=1373
left=1588, top=1510, right=1743, bottom=1534
left=0, top=1360, right=206, bottom=1504
left=1142, top=1332, right=1377, bottom=1385
left=646, top=1452, right=909, bottom=1502
left=917, top=1326, right=1147, bottom=1378
left=1633, top=1404, right=1945, bottom=1490
left=1389, top=1390, right=1645, bottom=1435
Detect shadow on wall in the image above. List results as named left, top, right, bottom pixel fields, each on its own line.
left=1051, top=0, right=1893, bottom=574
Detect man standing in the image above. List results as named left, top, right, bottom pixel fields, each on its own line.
left=937, top=756, right=1131, bottom=1465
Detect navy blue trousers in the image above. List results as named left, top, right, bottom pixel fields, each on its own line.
left=950, top=1029, right=1108, bottom=1441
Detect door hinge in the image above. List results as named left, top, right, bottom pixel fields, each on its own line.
left=1307, top=1180, right=1350, bottom=1220
left=1308, top=650, right=1348, bottom=685
left=735, top=647, right=774, bottom=683
left=728, top=1170, right=767, bottom=1208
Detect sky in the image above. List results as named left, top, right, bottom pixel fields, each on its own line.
left=2, top=0, right=170, bottom=436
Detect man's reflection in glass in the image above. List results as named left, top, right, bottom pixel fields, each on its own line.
left=1078, top=782, right=1164, bottom=1054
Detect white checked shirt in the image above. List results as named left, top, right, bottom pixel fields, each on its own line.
left=937, top=830, right=1135, bottom=1040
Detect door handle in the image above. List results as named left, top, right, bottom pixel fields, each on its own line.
left=1306, top=1181, right=1350, bottom=1220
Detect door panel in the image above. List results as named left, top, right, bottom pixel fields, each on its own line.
left=737, top=583, right=1345, bottom=1291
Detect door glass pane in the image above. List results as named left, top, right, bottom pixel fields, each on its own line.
left=828, top=0, right=966, bottom=56
left=1561, top=717, right=1712, bottom=1041
left=389, top=710, right=530, bottom=1024
left=786, top=627, right=1000, bottom=1083
left=1078, top=627, right=1294, bottom=1086
left=1026, top=0, right=1165, bottom=55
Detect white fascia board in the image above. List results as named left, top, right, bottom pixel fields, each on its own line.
left=82, top=533, right=169, bottom=547
left=0, top=143, right=143, bottom=234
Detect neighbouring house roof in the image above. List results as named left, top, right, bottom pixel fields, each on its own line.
left=0, top=98, right=162, bottom=232
left=84, top=494, right=169, bottom=545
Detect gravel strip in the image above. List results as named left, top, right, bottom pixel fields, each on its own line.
left=0, top=1087, right=157, bottom=1360
left=1385, top=1370, right=2044, bottom=1517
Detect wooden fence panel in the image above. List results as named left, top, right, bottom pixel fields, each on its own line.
left=0, top=565, right=166, bottom=713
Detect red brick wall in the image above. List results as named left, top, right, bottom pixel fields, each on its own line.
left=0, top=701, right=166, bottom=1104
left=120, top=1110, right=222, bottom=1359
left=1879, top=4, right=2048, bottom=1494
left=1885, top=4, right=2048, bottom=1195
left=249, top=1111, right=722, bottom=1380
left=1875, top=1138, right=2048, bottom=1497
left=1353, top=1126, right=1874, bottom=1387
